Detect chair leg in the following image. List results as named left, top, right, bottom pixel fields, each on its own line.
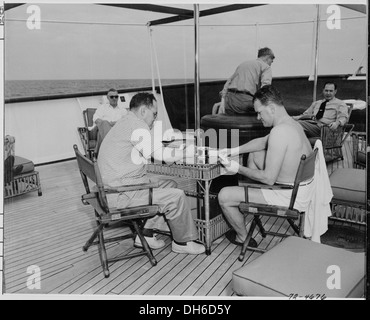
left=255, top=215, right=266, bottom=238
left=132, top=220, right=157, bottom=267
left=97, top=230, right=110, bottom=278
left=238, top=219, right=257, bottom=262
left=83, top=223, right=104, bottom=252
left=287, top=218, right=300, bottom=236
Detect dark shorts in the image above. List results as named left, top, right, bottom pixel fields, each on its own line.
left=224, top=92, right=254, bottom=115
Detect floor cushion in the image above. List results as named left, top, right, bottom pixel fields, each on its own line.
left=14, top=156, right=35, bottom=174
left=232, top=236, right=365, bottom=298
left=329, top=168, right=365, bottom=205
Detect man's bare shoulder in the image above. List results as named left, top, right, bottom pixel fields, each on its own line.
left=271, top=120, right=299, bottom=135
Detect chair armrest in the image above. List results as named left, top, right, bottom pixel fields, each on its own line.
left=239, top=181, right=293, bottom=190
left=77, top=127, right=89, bottom=154
left=341, top=123, right=354, bottom=144
left=104, top=182, right=160, bottom=193
left=81, top=192, right=97, bottom=205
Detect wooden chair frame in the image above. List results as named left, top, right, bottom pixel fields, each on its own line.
left=74, top=144, right=161, bottom=278
left=77, top=108, right=98, bottom=159
left=237, top=148, right=318, bottom=261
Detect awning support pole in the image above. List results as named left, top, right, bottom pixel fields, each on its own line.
left=194, top=4, right=201, bottom=141
left=313, top=4, right=321, bottom=102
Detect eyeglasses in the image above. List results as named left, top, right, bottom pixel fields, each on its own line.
left=108, top=95, right=119, bottom=99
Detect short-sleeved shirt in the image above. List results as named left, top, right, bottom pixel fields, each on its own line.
left=227, top=58, right=272, bottom=94
left=97, top=111, right=153, bottom=188
left=303, top=97, right=349, bottom=126
left=92, top=102, right=128, bottom=124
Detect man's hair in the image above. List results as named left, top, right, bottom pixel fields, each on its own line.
left=323, top=82, right=337, bottom=90
left=130, top=92, right=157, bottom=110
left=258, top=47, right=275, bottom=59
left=107, top=88, right=118, bottom=95
left=253, top=85, right=284, bottom=106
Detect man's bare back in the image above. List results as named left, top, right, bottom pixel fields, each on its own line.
left=267, top=117, right=312, bottom=184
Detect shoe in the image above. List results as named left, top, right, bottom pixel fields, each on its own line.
left=172, top=241, right=205, bottom=254
left=225, top=229, right=257, bottom=248
left=134, top=235, right=165, bottom=250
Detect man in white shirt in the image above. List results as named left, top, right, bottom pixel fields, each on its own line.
left=292, top=82, right=349, bottom=138
left=93, top=88, right=128, bottom=154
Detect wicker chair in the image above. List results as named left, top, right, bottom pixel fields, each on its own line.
left=308, top=104, right=354, bottom=163
left=3, top=135, right=42, bottom=199
left=351, top=131, right=366, bottom=169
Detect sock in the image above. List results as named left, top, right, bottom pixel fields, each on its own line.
left=142, top=228, right=154, bottom=237
left=174, top=240, right=187, bottom=246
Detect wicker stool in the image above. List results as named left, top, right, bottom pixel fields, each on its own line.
left=4, top=156, right=42, bottom=199
left=232, top=237, right=365, bottom=298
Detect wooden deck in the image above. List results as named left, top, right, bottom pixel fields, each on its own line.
left=2, top=138, right=361, bottom=296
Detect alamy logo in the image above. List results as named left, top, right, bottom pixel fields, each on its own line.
left=27, top=5, right=41, bottom=30
left=27, top=265, right=41, bottom=290
left=326, top=265, right=341, bottom=290
left=326, top=5, right=341, bottom=30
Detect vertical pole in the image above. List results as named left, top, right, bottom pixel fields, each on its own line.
left=194, top=4, right=200, bottom=136
left=313, top=4, right=321, bottom=102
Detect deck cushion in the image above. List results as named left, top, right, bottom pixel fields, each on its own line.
left=201, top=114, right=271, bottom=147
left=14, top=156, right=35, bottom=174
left=232, top=237, right=365, bottom=298
left=356, top=150, right=366, bottom=166
left=201, top=114, right=265, bottom=130
left=329, top=168, right=365, bottom=204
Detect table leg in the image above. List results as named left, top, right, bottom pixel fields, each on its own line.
left=204, top=180, right=211, bottom=255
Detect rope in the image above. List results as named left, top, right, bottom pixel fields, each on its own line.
left=147, top=25, right=166, bottom=115
left=147, top=26, right=156, bottom=92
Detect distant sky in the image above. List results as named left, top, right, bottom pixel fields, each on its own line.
left=4, top=1, right=367, bottom=80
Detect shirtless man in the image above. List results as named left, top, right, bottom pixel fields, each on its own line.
left=218, top=85, right=313, bottom=246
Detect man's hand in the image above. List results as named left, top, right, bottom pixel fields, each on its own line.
left=328, top=121, right=340, bottom=130
left=218, top=148, right=231, bottom=158
left=218, top=154, right=239, bottom=174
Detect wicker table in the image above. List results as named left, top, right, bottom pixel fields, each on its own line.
left=147, top=161, right=230, bottom=254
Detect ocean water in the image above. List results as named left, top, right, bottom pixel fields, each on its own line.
left=4, top=78, right=198, bottom=100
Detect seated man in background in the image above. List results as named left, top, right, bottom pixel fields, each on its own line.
left=98, top=92, right=205, bottom=255
left=218, top=85, right=313, bottom=246
left=216, top=47, right=275, bottom=115
left=292, top=82, right=349, bottom=138
left=93, top=88, right=128, bottom=154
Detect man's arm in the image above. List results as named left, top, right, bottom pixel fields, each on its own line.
left=260, top=65, right=272, bottom=87
left=220, top=70, right=237, bottom=98
left=93, top=105, right=105, bottom=125
left=292, top=102, right=316, bottom=120
left=228, top=135, right=269, bottom=157
left=336, top=102, right=349, bottom=126
left=237, top=127, right=288, bottom=185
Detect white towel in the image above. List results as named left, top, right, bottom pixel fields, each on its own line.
left=304, top=140, right=333, bottom=242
